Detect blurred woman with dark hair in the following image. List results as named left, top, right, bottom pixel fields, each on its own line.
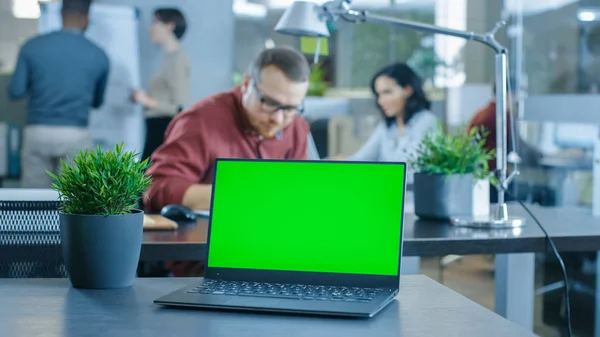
left=339, top=63, right=438, bottom=183
left=133, top=7, right=190, bottom=162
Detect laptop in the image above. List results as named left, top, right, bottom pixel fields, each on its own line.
left=154, top=159, right=407, bottom=318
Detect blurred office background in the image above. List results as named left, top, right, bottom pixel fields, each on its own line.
left=1, top=0, right=600, bottom=335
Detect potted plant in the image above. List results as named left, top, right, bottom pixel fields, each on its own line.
left=307, top=63, right=328, bottom=97
left=48, top=142, right=151, bottom=289
left=409, top=125, right=495, bottom=221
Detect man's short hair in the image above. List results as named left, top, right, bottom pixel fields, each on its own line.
left=249, top=46, right=310, bottom=83
left=61, top=0, right=91, bottom=15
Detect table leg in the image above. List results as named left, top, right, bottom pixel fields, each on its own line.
left=594, top=251, right=600, bottom=337
left=546, top=169, right=568, bottom=206
left=494, top=253, right=535, bottom=330
left=593, top=138, right=600, bottom=216
left=401, top=256, right=420, bottom=275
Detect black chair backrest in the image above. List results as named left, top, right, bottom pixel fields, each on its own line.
left=0, top=200, right=66, bottom=278
left=309, top=118, right=329, bottom=159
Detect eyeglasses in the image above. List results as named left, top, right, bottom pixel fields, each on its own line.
left=252, top=79, right=305, bottom=117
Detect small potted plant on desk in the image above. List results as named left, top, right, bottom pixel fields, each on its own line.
left=48, top=142, right=151, bottom=289
left=409, top=125, right=495, bottom=221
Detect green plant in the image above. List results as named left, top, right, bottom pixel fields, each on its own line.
left=232, top=71, right=243, bottom=86
left=409, top=125, right=496, bottom=182
left=47, top=142, right=152, bottom=215
left=307, top=63, right=327, bottom=96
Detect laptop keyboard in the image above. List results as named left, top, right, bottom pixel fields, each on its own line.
left=186, top=279, right=386, bottom=303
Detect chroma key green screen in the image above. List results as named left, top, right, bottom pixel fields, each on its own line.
left=207, top=160, right=405, bottom=276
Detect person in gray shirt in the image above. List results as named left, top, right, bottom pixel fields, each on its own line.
left=132, top=7, right=190, bottom=162
left=336, top=63, right=438, bottom=183
left=8, top=0, right=109, bottom=188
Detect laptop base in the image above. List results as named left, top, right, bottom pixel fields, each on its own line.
left=154, top=280, right=397, bottom=318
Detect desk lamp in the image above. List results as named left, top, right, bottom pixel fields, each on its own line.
left=275, top=0, right=525, bottom=228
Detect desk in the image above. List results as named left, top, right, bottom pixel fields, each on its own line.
left=0, top=276, right=536, bottom=337
left=141, top=204, right=600, bottom=261
left=139, top=204, right=600, bottom=332
left=539, top=156, right=594, bottom=170
left=5, top=204, right=600, bottom=332
left=142, top=221, right=209, bottom=261
left=538, top=156, right=594, bottom=206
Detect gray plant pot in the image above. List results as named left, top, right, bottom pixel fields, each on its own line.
left=59, top=209, right=144, bottom=289
left=413, top=173, right=489, bottom=221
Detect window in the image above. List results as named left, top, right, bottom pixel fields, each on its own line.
left=12, top=0, right=54, bottom=19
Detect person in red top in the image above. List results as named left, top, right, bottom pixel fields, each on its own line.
left=467, top=97, right=510, bottom=173
left=144, top=46, right=311, bottom=213
left=467, top=81, right=541, bottom=202
left=142, top=47, right=310, bottom=277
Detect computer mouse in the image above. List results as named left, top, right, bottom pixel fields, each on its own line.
left=160, top=204, right=197, bottom=223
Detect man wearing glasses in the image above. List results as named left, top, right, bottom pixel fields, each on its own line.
left=144, top=46, right=310, bottom=213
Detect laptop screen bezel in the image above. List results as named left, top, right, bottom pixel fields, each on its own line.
left=203, top=158, right=406, bottom=289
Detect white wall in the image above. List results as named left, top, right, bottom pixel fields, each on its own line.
left=0, top=0, right=38, bottom=73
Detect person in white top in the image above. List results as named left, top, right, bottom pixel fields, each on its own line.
left=336, top=63, right=438, bottom=183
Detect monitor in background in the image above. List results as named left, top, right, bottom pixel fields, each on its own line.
left=206, top=159, right=405, bottom=277
left=554, top=123, right=598, bottom=151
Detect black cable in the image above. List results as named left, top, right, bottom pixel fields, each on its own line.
left=502, top=188, right=573, bottom=337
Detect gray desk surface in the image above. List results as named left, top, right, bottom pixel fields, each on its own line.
left=403, top=204, right=600, bottom=256
left=0, top=275, right=536, bottom=337
left=140, top=204, right=600, bottom=261
left=538, top=156, right=594, bottom=170
left=3, top=204, right=600, bottom=261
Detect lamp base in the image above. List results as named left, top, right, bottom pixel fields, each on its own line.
left=450, top=215, right=526, bottom=229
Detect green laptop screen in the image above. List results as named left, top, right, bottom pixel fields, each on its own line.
left=207, top=160, right=405, bottom=276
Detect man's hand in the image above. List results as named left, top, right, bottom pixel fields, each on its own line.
left=182, top=184, right=213, bottom=210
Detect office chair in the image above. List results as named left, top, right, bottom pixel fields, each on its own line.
left=0, top=199, right=66, bottom=278
left=309, top=118, right=329, bottom=158
left=307, top=132, right=321, bottom=160
left=538, top=252, right=596, bottom=337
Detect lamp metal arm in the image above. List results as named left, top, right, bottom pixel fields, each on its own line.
left=318, top=2, right=506, bottom=54
left=315, top=1, right=516, bottom=220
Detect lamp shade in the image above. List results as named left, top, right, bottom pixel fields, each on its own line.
left=274, top=1, right=330, bottom=38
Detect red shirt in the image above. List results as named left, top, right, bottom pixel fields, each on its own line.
left=467, top=101, right=512, bottom=172
left=144, top=86, right=309, bottom=212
